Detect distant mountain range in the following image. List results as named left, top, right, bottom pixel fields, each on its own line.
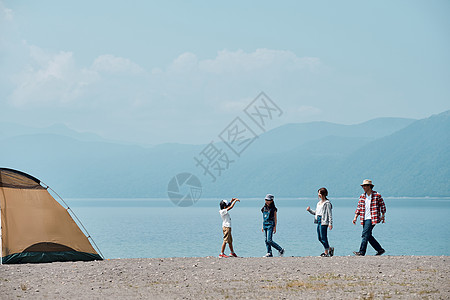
left=215, top=111, right=449, bottom=198
left=1, top=111, right=449, bottom=198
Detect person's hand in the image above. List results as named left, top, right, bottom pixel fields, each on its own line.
left=352, top=217, right=357, bottom=225
left=273, top=227, right=277, bottom=234
left=381, top=215, right=385, bottom=223
left=306, top=206, right=310, bottom=211
left=261, top=228, right=264, bottom=232
left=329, top=224, right=333, bottom=230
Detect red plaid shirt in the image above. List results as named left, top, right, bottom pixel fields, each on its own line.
left=355, top=191, right=386, bottom=225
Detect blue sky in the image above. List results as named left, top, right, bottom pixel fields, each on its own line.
left=1, top=0, right=449, bottom=144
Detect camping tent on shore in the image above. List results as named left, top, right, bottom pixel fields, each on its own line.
left=0, top=168, right=103, bottom=264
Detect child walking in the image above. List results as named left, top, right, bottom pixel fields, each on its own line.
left=219, top=198, right=240, bottom=258
left=261, top=194, right=285, bottom=257
left=307, top=187, right=334, bottom=257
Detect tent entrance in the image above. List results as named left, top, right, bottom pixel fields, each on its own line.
left=24, top=242, right=75, bottom=252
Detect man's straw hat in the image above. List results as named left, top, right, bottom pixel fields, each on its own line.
left=360, top=179, right=374, bottom=187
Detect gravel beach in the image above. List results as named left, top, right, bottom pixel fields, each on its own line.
left=1, top=256, right=449, bottom=299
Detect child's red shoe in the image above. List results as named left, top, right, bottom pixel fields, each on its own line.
left=229, top=253, right=238, bottom=257
left=219, top=254, right=229, bottom=258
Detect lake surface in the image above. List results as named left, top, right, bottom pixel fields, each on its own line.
left=65, top=197, right=450, bottom=259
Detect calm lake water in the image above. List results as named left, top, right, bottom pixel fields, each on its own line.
left=66, top=197, right=450, bottom=259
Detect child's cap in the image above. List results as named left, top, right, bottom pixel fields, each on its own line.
left=265, top=194, right=274, bottom=201
left=220, top=199, right=229, bottom=206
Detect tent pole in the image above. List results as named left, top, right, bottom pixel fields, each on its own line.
left=1, top=198, right=2, bottom=265
left=0, top=187, right=4, bottom=265
left=42, top=183, right=105, bottom=260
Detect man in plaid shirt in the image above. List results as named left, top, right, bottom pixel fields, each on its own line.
left=352, top=179, right=386, bottom=256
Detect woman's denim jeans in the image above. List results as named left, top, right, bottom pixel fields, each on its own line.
left=317, top=216, right=330, bottom=250
left=264, top=226, right=282, bottom=254
left=359, top=219, right=383, bottom=255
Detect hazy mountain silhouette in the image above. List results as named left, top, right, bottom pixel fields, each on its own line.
left=211, top=111, right=449, bottom=198
left=1, top=112, right=448, bottom=198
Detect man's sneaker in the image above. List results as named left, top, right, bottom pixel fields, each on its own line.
left=229, top=252, right=238, bottom=257
left=329, top=247, right=334, bottom=257
left=278, top=249, right=285, bottom=257
left=353, top=251, right=364, bottom=256
left=320, top=253, right=327, bottom=257
left=263, top=253, right=273, bottom=257
left=219, top=254, right=229, bottom=258
left=375, top=249, right=386, bottom=256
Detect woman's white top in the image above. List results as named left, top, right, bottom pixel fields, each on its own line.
left=315, top=200, right=325, bottom=217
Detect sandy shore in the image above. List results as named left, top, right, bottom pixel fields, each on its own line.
left=1, top=256, right=449, bottom=299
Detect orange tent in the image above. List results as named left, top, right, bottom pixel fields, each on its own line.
left=0, top=168, right=102, bottom=264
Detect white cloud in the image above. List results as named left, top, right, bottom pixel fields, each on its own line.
left=9, top=44, right=100, bottom=107
left=198, top=49, right=320, bottom=74
left=154, top=49, right=323, bottom=113
left=167, top=52, right=198, bottom=74
left=8, top=46, right=322, bottom=108
left=8, top=44, right=152, bottom=107
left=4, top=45, right=325, bottom=143
left=0, top=1, right=13, bottom=21
left=10, top=50, right=74, bottom=106
left=0, top=2, right=14, bottom=49
left=3, top=7, right=12, bottom=21
left=92, top=54, right=145, bottom=75
left=218, top=99, right=248, bottom=112
left=165, top=49, right=321, bottom=75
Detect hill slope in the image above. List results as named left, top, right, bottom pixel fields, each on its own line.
left=1, top=114, right=448, bottom=198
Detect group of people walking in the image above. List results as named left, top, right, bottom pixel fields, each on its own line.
left=218, top=179, right=386, bottom=258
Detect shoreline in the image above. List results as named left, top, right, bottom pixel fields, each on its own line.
left=1, top=256, right=449, bottom=299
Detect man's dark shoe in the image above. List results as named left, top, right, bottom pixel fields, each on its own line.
left=353, top=251, right=364, bottom=256
left=375, top=249, right=386, bottom=256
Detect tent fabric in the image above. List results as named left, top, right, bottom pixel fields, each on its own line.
left=2, top=250, right=101, bottom=264
left=0, top=168, right=44, bottom=189
left=0, top=168, right=102, bottom=264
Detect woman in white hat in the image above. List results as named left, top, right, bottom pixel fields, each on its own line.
left=261, top=194, right=285, bottom=257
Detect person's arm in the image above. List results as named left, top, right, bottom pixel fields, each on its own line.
left=261, top=207, right=264, bottom=232
left=328, top=203, right=333, bottom=230
left=306, top=206, right=316, bottom=215
left=352, top=213, right=359, bottom=224
left=226, top=198, right=240, bottom=211
left=353, top=199, right=361, bottom=224
left=379, top=195, right=386, bottom=223
left=273, top=210, right=277, bottom=234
